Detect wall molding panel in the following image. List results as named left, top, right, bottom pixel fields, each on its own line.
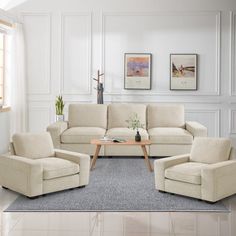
left=230, top=11, right=236, bottom=96
left=60, top=12, right=92, bottom=95
left=185, top=109, right=220, bottom=137
left=28, top=104, right=52, bottom=132
left=101, top=11, right=221, bottom=96
left=22, top=12, right=52, bottom=95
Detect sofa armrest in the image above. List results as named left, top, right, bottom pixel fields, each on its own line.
left=201, top=160, right=236, bottom=202
left=55, top=149, right=90, bottom=186
left=154, top=154, right=190, bottom=191
left=0, top=154, right=43, bottom=197
left=186, top=121, right=207, bottom=137
left=47, top=121, right=68, bottom=148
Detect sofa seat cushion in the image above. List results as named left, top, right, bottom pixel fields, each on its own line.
left=148, top=128, right=193, bottom=144
left=106, top=128, right=149, bottom=140
left=165, top=162, right=208, bottom=185
left=61, top=127, right=106, bottom=144
left=38, top=157, right=79, bottom=180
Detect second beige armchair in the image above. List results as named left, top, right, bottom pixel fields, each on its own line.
left=154, top=137, right=236, bottom=202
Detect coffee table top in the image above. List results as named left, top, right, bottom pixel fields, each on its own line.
left=91, top=139, right=151, bottom=145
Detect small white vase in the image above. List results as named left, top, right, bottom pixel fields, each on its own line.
left=56, top=114, right=64, bottom=122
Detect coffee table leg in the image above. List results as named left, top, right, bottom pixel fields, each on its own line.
left=90, top=145, right=101, bottom=170
left=141, top=145, right=153, bottom=172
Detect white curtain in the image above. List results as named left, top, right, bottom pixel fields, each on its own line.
left=10, top=23, right=26, bottom=135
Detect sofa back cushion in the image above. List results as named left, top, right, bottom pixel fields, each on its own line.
left=147, top=104, right=185, bottom=129
left=12, top=132, right=55, bottom=159
left=68, top=104, right=107, bottom=129
left=190, top=137, right=231, bottom=164
left=108, top=103, right=147, bottom=129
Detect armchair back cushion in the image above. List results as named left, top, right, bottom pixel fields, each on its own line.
left=12, top=132, right=55, bottom=159
left=68, top=104, right=107, bottom=129
left=190, top=137, right=231, bottom=164
left=147, top=104, right=185, bottom=129
left=108, top=103, right=146, bottom=129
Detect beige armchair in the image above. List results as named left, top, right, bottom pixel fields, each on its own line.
left=154, top=137, right=236, bottom=202
left=0, top=132, right=90, bottom=198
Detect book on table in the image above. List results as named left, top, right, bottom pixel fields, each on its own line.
left=100, top=136, right=126, bottom=143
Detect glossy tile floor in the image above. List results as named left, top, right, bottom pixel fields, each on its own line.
left=0, top=188, right=236, bottom=236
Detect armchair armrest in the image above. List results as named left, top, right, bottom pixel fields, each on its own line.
left=0, top=154, right=43, bottom=197
left=154, top=154, right=190, bottom=191
left=47, top=121, right=68, bottom=148
left=186, top=121, right=207, bottom=137
left=201, top=160, right=236, bottom=202
left=55, top=149, right=90, bottom=186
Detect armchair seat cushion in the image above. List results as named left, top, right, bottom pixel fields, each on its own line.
left=61, top=127, right=106, bottom=144
left=165, top=162, right=208, bottom=185
left=38, top=157, right=80, bottom=180
left=148, top=128, right=193, bottom=144
left=106, top=128, right=149, bottom=140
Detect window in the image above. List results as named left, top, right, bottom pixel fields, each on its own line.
left=0, top=32, right=5, bottom=105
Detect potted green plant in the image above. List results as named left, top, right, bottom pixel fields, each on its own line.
left=55, top=95, right=65, bottom=121
left=126, top=113, right=144, bottom=142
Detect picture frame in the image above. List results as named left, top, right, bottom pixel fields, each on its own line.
left=170, top=54, right=198, bottom=91
left=124, top=53, right=152, bottom=90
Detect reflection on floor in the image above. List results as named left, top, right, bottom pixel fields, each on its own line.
left=0, top=188, right=235, bottom=236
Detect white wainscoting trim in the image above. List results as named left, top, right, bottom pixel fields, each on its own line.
left=28, top=104, right=52, bottom=132
left=60, top=12, right=92, bottom=95
left=229, top=109, right=236, bottom=134
left=185, top=108, right=220, bottom=137
left=230, top=11, right=236, bottom=96
left=21, top=12, right=52, bottom=95
left=101, top=11, right=221, bottom=96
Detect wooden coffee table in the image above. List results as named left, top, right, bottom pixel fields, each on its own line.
left=90, top=139, right=153, bottom=172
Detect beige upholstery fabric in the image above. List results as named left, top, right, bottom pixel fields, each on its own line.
left=47, top=121, right=68, bottom=148
left=68, top=104, right=107, bottom=129
left=108, top=103, right=146, bottom=129
left=165, top=162, right=208, bottom=185
left=61, top=127, right=106, bottom=144
left=0, top=154, right=43, bottom=197
left=12, top=132, right=54, bottom=159
left=201, top=160, right=236, bottom=202
left=190, top=137, right=231, bottom=164
left=154, top=154, right=190, bottom=191
left=186, top=121, right=207, bottom=137
left=37, top=157, right=80, bottom=180
left=154, top=138, right=236, bottom=202
left=106, top=128, right=149, bottom=140
left=0, top=134, right=90, bottom=197
left=148, top=128, right=193, bottom=144
left=165, top=179, right=201, bottom=199
left=47, top=103, right=208, bottom=157
left=150, top=144, right=191, bottom=157
left=55, top=149, right=90, bottom=186
left=147, top=104, right=185, bottom=129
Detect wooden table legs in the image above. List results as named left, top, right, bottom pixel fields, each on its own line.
left=141, top=145, right=153, bottom=172
left=90, top=143, right=153, bottom=172
left=90, top=144, right=101, bottom=170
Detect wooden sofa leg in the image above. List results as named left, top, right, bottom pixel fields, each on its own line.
left=158, top=190, right=166, bottom=193
left=78, top=185, right=86, bottom=188
left=27, top=196, right=40, bottom=200
left=204, top=200, right=217, bottom=204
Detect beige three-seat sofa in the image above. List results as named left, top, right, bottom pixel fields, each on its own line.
left=47, top=103, right=207, bottom=157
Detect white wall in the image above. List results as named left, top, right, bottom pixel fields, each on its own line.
left=7, top=0, right=236, bottom=142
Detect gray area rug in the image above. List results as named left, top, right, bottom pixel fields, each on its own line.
left=6, top=158, right=229, bottom=212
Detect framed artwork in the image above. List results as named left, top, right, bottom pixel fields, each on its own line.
left=124, top=53, right=152, bottom=90
left=170, top=54, right=198, bottom=90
